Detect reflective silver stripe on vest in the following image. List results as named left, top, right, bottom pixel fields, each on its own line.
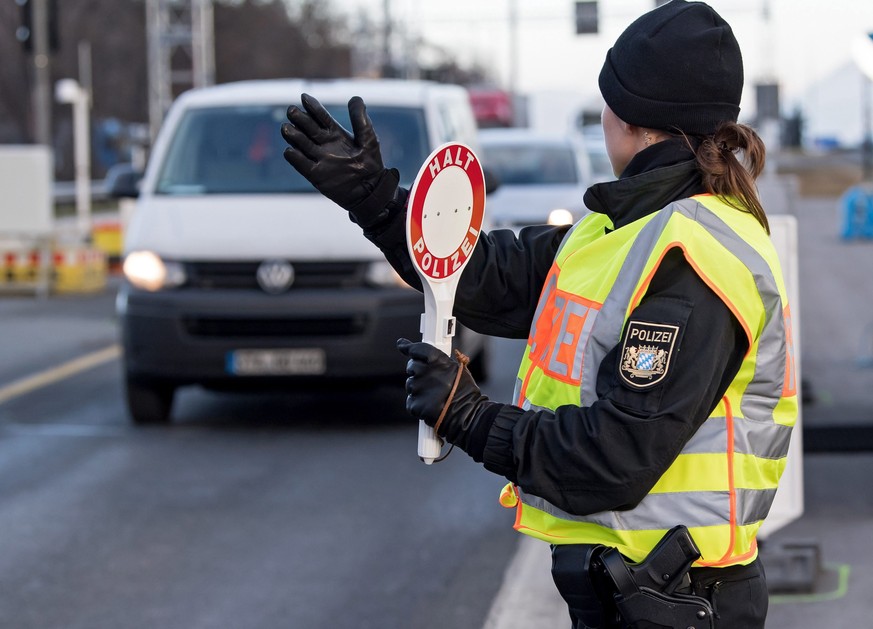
left=514, top=377, right=525, bottom=408
left=522, top=486, right=777, bottom=529
left=579, top=209, right=677, bottom=405
left=683, top=416, right=793, bottom=459
left=677, top=201, right=787, bottom=427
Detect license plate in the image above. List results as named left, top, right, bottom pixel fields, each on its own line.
left=227, top=349, right=326, bottom=376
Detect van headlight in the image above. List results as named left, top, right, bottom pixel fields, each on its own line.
left=365, top=260, right=412, bottom=288
left=547, top=208, right=575, bottom=226
left=123, top=250, right=186, bottom=291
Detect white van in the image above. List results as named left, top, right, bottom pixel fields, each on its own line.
left=112, top=79, right=488, bottom=423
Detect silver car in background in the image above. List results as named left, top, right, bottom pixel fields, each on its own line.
left=478, top=128, right=596, bottom=231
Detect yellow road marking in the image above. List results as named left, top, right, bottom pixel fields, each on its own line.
left=0, top=344, right=122, bottom=406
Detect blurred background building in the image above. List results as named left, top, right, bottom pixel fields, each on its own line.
left=2, top=0, right=872, bottom=183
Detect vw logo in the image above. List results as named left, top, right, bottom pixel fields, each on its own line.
left=256, top=259, right=295, bottom=294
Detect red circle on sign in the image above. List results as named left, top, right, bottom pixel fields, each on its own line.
left=407, top=143, right=485, bottom=282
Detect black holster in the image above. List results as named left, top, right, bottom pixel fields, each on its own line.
left=586, top=526, right=715, bottom=629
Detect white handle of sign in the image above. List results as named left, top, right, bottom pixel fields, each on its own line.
left=417, top=282, right=457, bottom=464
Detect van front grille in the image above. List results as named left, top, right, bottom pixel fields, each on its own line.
left=183, top=261, right=367, bottom=290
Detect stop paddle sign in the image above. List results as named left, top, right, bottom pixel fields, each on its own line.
left=406, top=142, right=486, bottom=464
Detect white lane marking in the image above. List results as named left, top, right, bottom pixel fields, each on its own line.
left=0, top=344, right=122, bottom=406
left=483, top=536, right=568, bottom=629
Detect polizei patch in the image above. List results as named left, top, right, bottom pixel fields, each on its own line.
left=619, top=321, right=680, bottom=388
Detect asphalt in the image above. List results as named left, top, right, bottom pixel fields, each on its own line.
left=482, top=178, right=873, bottom=628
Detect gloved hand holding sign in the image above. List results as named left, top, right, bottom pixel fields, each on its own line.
left=396, top=338, right=494, bottom=460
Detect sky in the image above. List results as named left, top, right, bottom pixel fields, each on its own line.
left=330, top=0, right=873, bottom=143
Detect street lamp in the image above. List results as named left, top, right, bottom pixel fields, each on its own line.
left=55, top=77, right=91, bottom=242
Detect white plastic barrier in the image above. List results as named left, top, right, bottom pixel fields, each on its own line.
left=758, top=214, right=804, bottom=538
left=0, top=145, right=54, bottom=295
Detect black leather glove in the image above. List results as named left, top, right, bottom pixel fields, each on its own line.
left=397, top=338, right=494, bottom=458
left=281, top=93, right=400, bottom=229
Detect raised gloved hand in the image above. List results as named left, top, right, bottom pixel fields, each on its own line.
left=281, top=93, right=400, bottom=229
left=397, top=338, right=493, bottom=458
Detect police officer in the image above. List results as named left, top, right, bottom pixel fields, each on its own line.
left=280, top=2, right=797, bottom=626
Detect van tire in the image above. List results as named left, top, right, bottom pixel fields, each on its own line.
left=125, top=376, right=175, bottom=424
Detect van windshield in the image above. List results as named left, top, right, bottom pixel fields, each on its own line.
left=155, top=104, right=430, bottom=194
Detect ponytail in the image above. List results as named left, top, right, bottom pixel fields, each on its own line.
left=691, top=122, right=769, bottom=234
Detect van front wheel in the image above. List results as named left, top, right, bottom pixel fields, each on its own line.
left=125, top=376, right=175, bottom=424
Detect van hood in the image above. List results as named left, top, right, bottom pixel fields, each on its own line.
left=124, top=193, right=384, bottom=261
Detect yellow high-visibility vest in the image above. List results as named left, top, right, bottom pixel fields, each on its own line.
left=501, top=194, right=797, bottom=567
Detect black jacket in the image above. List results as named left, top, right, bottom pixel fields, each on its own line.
left=365, top=138, right=747, bottom=516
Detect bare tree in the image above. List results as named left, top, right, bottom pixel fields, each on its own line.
left=2, top=0, right=489, bottom=179
left=0, top=0, right=355, bottom=178
left=213, top=0, right=351, bottom=82
left=0, top=1, right=45, bottom=143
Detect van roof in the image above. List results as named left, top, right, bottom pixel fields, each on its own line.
left=175, top=78, right=469, bottom=108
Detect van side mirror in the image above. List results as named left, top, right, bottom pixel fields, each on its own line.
left=106, top=163, right=143, bottom=198
left=483, top=167, right=501, bottom=195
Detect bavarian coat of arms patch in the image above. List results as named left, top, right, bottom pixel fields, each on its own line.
left=619, top=320, right=680, bottom=388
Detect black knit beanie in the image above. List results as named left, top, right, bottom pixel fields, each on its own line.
left=598, top=0, right=743, bottom=135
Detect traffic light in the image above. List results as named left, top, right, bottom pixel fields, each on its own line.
left=16, top=0, right=32, bottom=51
left=15, top=0, right=59, bottom=53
